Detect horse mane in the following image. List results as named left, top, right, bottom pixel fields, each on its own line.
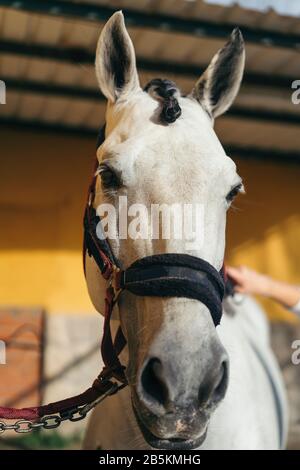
left=144, top=78, right=182, bottom=124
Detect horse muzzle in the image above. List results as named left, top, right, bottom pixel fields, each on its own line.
left=132, top=397, right=210, bottom=450
left=130, top=334, right=229, bottom=449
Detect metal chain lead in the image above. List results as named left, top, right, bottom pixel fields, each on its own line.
left=0, top=381, right=122, bottom=434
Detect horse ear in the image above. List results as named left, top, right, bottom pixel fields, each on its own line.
left=191, top=28, right=245, bottom=119
left=95, top=11, right=140, bottom=102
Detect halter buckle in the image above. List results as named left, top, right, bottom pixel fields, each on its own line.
left=108, top=265, right=122, bottom=302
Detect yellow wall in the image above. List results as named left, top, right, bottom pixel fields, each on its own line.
left=226, top=156, right=300, bottom=322
left=0, top=127, right=300, bottom=320
left=0, top=127, right=95, bottom=313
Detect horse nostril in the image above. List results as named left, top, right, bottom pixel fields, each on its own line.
left=211, top=360, right=229, bottom=404
left=140, top=357, right=169, bottom=407
left=197, top=359, right=229, bottom=407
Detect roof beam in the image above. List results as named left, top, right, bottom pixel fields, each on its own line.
left=1, top=0, right=300, bottom=50
left=0, top=39, right=295, bottom=90
left=1, top=116, right=299, bottom=164
left=4, top=76, right=300, bottom=125
left=5, top=76, right=101, bottom=100
left=227, top=145, right=300, bottom=164
left=227, top=107, right=300, bottom=126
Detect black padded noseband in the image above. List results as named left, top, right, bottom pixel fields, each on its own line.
left=119, top=253, right=225, bottom=325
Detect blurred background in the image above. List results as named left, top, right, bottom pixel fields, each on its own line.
left=0, top=0, right=299, bottom=450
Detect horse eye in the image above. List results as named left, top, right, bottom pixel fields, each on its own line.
left=98, top=164, right=120, bottom=189
left=226, top=183, right=242, bottom=203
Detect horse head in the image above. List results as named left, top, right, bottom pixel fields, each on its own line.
left=85, top=11, right=245, bottom=449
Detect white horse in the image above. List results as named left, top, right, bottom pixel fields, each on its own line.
left=83, top=12, right=288, bottom=450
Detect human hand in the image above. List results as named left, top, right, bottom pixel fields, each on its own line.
left=226, top=265, right=271, bottom=296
